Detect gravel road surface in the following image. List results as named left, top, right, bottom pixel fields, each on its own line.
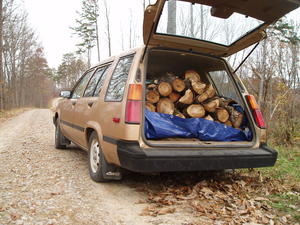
left=0, top=109, right=196, bottom=225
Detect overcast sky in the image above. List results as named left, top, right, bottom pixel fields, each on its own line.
left=23, top=0, right=300, bottom=69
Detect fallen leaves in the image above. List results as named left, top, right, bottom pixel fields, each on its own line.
left=137, top=170, right=299, bottom=224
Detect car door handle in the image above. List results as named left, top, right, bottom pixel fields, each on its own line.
left=72, top=101, right=76, bottom=106
left=87, top=101, right=94, bottom=107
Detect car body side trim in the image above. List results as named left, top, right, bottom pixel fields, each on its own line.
left=60, top=119, right=85, bottom=132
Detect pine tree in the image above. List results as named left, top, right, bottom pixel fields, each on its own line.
left=71, top=0, right=100, bottom=66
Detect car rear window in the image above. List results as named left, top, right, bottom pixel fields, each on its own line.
left=105, top=55, right=134, bottom=102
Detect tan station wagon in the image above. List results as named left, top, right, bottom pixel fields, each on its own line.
left=53, top=0, right=300, bottom=182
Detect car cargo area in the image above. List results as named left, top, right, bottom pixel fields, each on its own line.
left=143, top=49, right=255, bottom=147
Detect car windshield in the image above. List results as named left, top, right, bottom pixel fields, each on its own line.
left=156, top=1, right=264, bottom=46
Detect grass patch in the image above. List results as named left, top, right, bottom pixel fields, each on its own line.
left=257, top=145, right=300, bottom=222
left=260, top=145, right=300, bottom=182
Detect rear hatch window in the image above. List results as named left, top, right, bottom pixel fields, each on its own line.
left=156, top=1, right=264, bottom=46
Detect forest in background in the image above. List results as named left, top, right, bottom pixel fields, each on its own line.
left=0, top=0, right=299, bottom=145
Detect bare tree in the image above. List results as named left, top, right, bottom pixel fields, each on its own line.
left=0, top=0, right=3, bottom=110
left=167, top=0, right=176, bottom=35
left=103, top=0, right=111, bottom=56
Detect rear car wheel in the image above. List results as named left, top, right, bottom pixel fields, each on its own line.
left=88, top=132, right=122, bottom=182
left=55, top=120, right=67, bottom=149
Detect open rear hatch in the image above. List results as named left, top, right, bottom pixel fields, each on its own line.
left=141, top=0, right=299, bottom=148
left=143, top=0, right=300, bottom=57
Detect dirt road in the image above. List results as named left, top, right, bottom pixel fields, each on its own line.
left=0, top=109, right=197, bottom=225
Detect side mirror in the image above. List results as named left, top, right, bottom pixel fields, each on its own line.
left=60, top=90, right=71, bottom=98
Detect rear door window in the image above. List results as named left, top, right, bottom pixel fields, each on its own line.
left=93, top=65, right=111, bottom=96
left=105, top=55, right=134, bottom=102
left=209, top=70, right=241, bottom=104
left=71, top=69, right=95, bottom=99
left=84, top=64, right=111, bottom=97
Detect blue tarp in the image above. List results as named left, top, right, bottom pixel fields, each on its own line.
left=145, top=109, right=251, bottom=142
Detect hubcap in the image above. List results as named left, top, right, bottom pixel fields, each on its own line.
left=90, top=139, right=100, bottom=173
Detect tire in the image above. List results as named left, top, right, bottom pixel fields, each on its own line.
left=88, top=132, right=109, bottom=182
left=55, top=120, right=67, bottom=149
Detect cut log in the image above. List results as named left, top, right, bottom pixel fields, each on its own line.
left=216, top=107, right=229, bottom=123
left=206, top=84, right=216, bottom=98
left=196, top=93, right=209, bottom=103
left=226, top=106, right=244, bottom=128
left=146, top=90, right=160, bottom=103
left=191, top=81, right=206, bottom=95
left=174, top=109, right=186, bottom=118
left=157, top=98, right=174, bottom=115
left=172, top=78, right=185, bottom=92
left=204, top=114, right=214, bottom=121
left=158, top=82, right=173, bottom=96
left=169, top=92, right=181, bottom=103
left=224, top=120, right=233, bottom=127
left=179, top=89, right=194, bottom=105
left=185, top=104, right=205, bottom=118
left=147, top=83, right=157, bottom=90
left=203, top=98, right=220, bottom=113
left=219, top=98, right=235, bottom=108
left=146, top=102, right=156, bottom=112
left=184, top=70, right=201, bottom=82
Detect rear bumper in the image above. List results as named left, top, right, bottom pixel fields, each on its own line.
left=116, top=141, right=277, bottom=172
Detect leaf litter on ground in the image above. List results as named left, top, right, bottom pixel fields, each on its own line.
left=130, top=170, right=300, bottom=224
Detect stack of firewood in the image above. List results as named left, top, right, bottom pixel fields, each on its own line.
left=146, top=70, right=243, bottom=128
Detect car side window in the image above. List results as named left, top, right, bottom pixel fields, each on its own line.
left=84, top=65, right=111, bottom=97
left=93, top=65, right=111, bottom=96
left=71, top=70, right=95, bottom=99
left=105, top=55, right=134, bottom=101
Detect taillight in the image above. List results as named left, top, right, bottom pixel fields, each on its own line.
left=246, top=95, right=266, bottom=128
left=125, top=84, right=142, bottom=124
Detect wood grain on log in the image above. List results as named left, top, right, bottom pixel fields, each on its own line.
left=157, top=98, right=174, bottom=115
left=158, top=82, right=173, bottom=96
left=172, top=78, right=185, bottom=92
left=191, top=81, right=206, bottom=95
left=169, top=92, right=181, bottom=103
left=146, top=90, right=160, bottom=103
left=216, top=107, right=229, bottom=123
left=184, top=70, right=201, bottom=82
left=185, top=104, right=205, bottom=118
left=179, top=89, right=194, bottom=105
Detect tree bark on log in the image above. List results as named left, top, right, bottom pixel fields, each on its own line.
left=146, top=102, right=156, bottom=112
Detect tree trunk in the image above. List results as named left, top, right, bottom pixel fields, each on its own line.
left=0, top=0, right=3, bottom=110
left=104, top=0, right=111, bottom=57
left=167, top=0, right=176, bottom=35
left=190, top=3, right=194, bottom=38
